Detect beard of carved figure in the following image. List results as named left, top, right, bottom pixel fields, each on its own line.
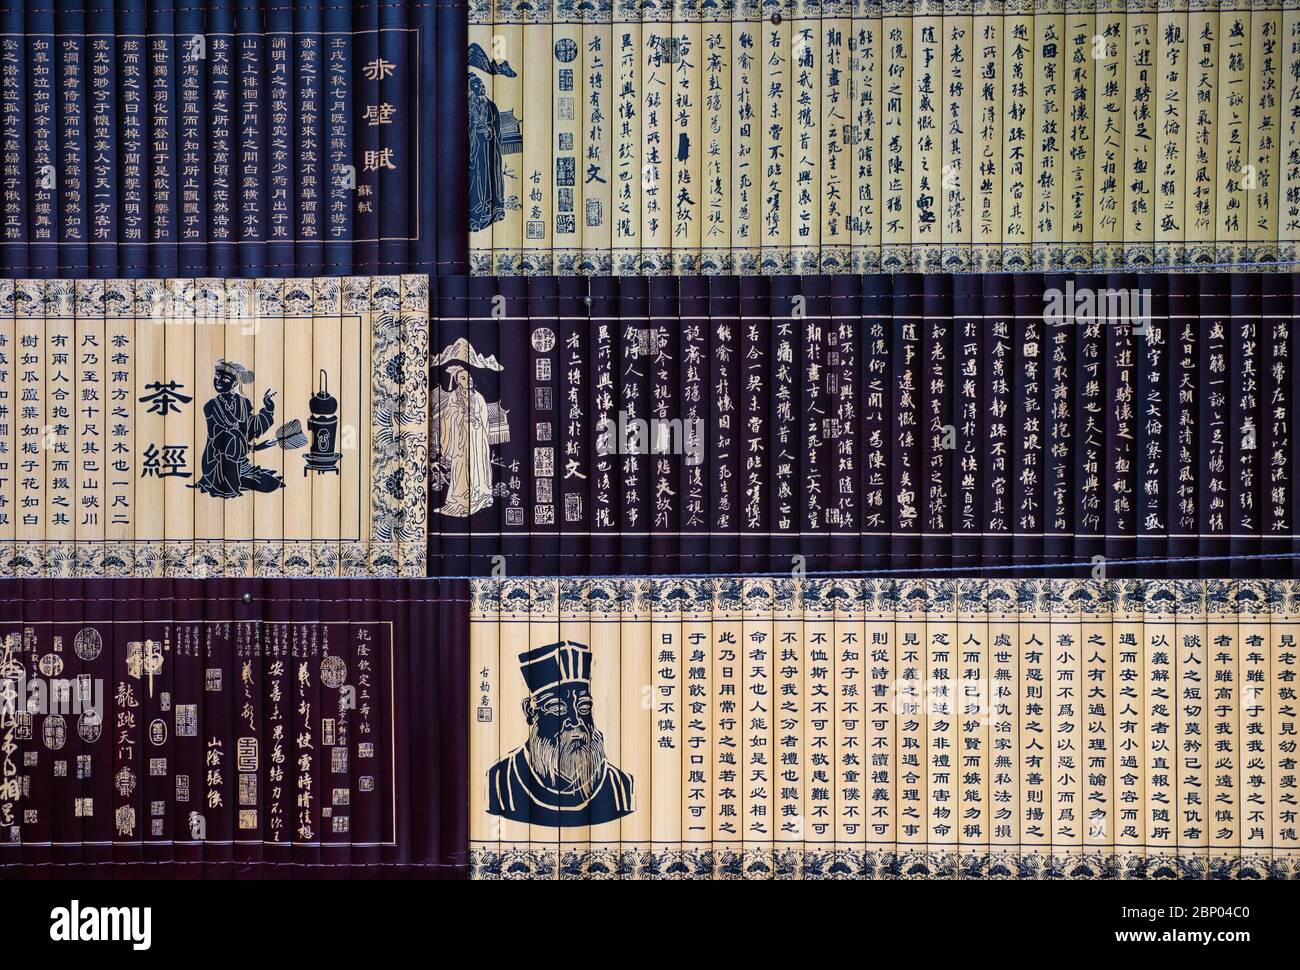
left=527, top=721, right=607, bottom=799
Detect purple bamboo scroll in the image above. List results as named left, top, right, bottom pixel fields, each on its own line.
left=0, top=578, right=468, bottom=879
left=429, top=272, right=1300, bottom=580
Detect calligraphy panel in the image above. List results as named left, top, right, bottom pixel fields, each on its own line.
left=0, top=578, right=468, bottom=878
left=429, top=273, right=1299, bottom=577
left=468, top=0, right=1300, bottom=274
left=468, top=577, right=1300, bottom=879
left=0, top=275, right=428, bottom=578
left=0, top=3, right=453, bottom=278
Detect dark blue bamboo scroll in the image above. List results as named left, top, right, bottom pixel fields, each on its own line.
left=426, top=273, right=1300, bottom=581
left=0, top=578, right=469, bottom=878
left=0, top=0, right=462, bottom=280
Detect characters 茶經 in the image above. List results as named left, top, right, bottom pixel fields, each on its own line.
left=190, top=359, right=286, bottom=498
left=487, top=642, right=635, bottom=827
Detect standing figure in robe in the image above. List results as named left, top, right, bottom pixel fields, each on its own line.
left=190, top=359, right=285, bottom=498
left=433, top=365, right=495, bottom=517
left=468, top=74, right=506, bottom=232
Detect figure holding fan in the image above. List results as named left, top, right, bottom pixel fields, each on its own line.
left=190, top=358, right=307, bottom=499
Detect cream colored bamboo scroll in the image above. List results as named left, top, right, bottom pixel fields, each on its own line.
left=0, top=275, right=428, bottom=578
left=469, top=578, right=1300, bottom=879
left=467, top=0, right=1300, bottom=274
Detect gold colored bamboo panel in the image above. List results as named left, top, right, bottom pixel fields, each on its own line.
left=467, top=0, right=1300, bottom=274
left=0, top=276, right=429, bottom=577
left=469, top=578, right=1300, bottom=879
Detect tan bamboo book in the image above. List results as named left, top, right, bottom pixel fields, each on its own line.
left=470, top=0, right=1298, bottom=274
left=469, top=577, right=1300, bottom=879
left=0, top=275, right=424, bottom=578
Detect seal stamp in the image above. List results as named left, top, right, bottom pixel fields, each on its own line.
left=320, top=654, right=347, bottom=689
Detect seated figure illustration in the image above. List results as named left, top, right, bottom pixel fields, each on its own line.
left=190, top=359, right=287, bottom=498
left=487, top=641, right=635, bottom=827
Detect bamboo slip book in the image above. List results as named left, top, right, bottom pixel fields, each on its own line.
left=470, top=577, right=1300, bottom=879
left=0, top=276, right=429, bottom=578
left=468, top=0, right=1300, bottom=275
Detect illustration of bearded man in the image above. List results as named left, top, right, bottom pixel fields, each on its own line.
left=486, top=642, right=634, bottom=827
